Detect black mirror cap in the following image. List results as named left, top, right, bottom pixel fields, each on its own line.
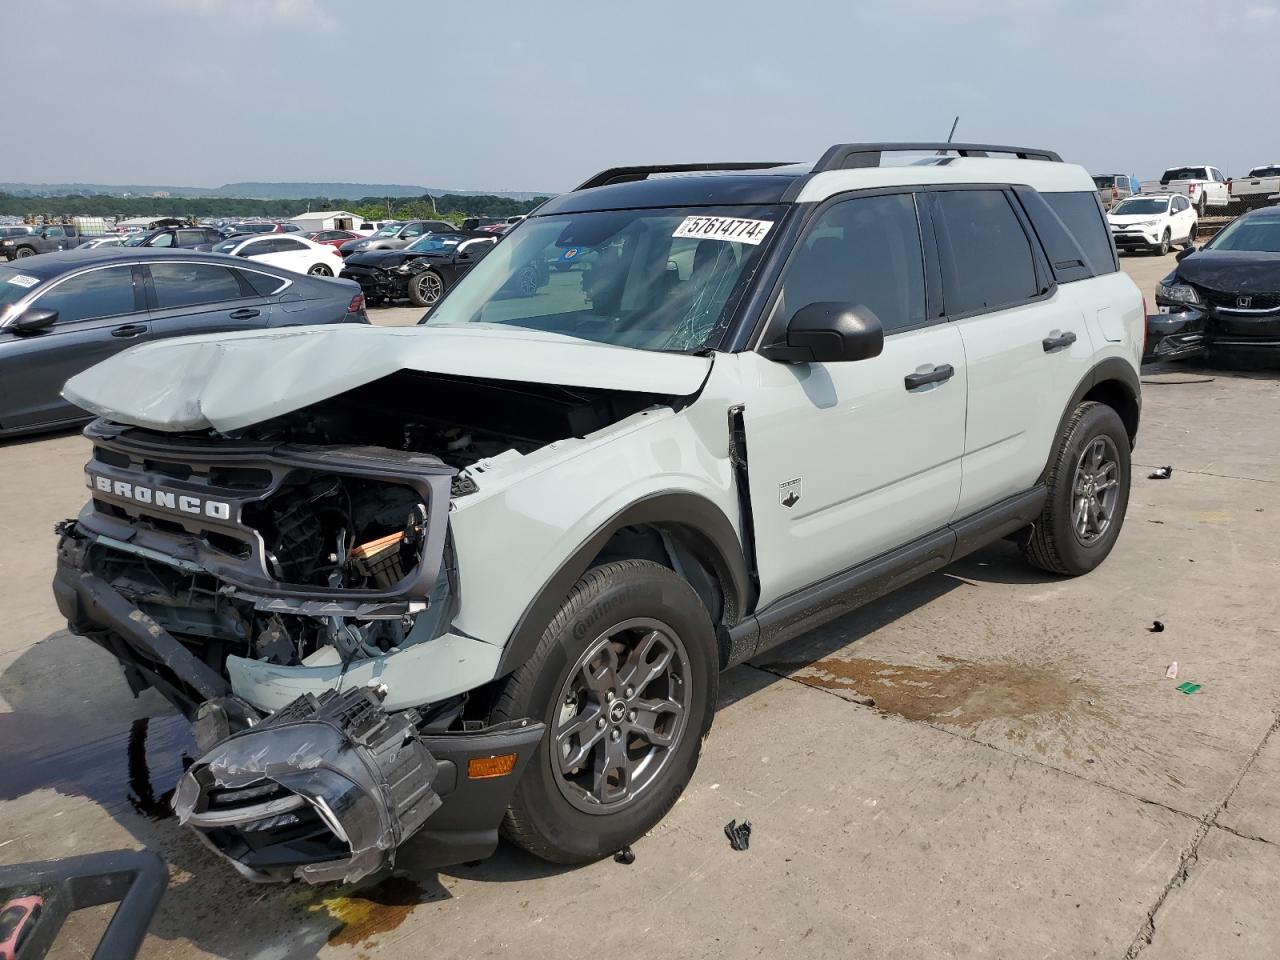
left=761, top=302, right=885, bottom=363
left=13, top=306, right=58, bottom=333
left=1175, top=245, right=1197, bottom=262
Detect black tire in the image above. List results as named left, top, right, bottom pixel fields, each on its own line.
left=14, top=247, right=35, bottom=259
left=1196, top=195, right=1206, bottom=218
left=407, top=269, right=444, bottom=308
left=307, top=264, right=332, bottom=277
left=1185, top=221, right=1198, bottom=247
left=1022, top=401, right=1131, bottom=576
left=1157, top=230, right=1171, bottom=256
left=491, top=559, right=717, bottom=864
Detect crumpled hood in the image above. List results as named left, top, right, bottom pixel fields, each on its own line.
left=1177, top=250, right=1280, bottom=293
left=63, top=324, right=713, bottom=433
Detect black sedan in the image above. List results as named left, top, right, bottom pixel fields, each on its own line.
left=340, top=232, right=498, bottom=307
left=1149, top=206, right=1280, bottom=368
left=0, top=249, right=368, bottom=438
left=127, top=226, right=226, bottom=251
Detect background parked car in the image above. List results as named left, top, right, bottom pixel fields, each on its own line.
left=224, top=222, right=300, bottom=236
left=0, top=226, right=35, bottom=241
left=213, top=233, right=346, bottom=277
left=1229, top=165, right=1280, bottom=211
left=1149, top=206, right=1280, bottom=368
left=1092, top=174, right=1135, bottom=209
left=338, top=220, right=455, bottom=256
left=1140, top=165, right=1231, bottom=217
left=75, top=236, right=125, bottom=251
left=1, top=224, right=97, bottom=260
left=132, top=226, right=225, bottom=251
left=305, top=229, right=361, bottom=250
left=340, top=233, right=497, bottom=306
left=1108, top=194, right=1197, bottom=255
left=0, top=249, right=368, bottom=437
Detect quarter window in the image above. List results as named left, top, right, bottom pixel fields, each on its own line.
left=149, top=263, right=245, bottom=308
left=33, top=266, right=137, bottom=323
left=1042, top=191, right=1118, bottom=277
left=935, top=190, right=1038, bottom=314
left=774, top=193, right=926, bottom=335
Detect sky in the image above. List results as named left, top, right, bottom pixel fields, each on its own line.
left=7, top=0, right=1279, bottom=193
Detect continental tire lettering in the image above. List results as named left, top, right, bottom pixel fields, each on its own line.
left=571, top=584, right=664, bottom=640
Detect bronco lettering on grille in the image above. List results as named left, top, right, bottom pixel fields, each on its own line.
left=91, top=473, right=231, bottom=520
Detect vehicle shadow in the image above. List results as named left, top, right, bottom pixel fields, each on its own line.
left=0, top=423, right=85, bottom=449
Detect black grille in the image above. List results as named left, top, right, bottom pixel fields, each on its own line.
left=1195, top=287, right=1280, bottom=311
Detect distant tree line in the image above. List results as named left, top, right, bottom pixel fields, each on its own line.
left=0, top=192, right=551, bottom=221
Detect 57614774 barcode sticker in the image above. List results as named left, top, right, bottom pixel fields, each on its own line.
left=672, top=215, right=773, bottom=245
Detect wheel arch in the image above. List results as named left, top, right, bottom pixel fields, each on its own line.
left=1043, top=357, right=1141, bottom=481
left=495, top=492, right=754, bottom=677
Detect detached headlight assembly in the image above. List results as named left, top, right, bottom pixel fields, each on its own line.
left=1157, top=281, right=1200, bottom=305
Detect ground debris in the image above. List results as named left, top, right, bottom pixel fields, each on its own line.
left=1149, top=620, right=1165, bottom=633
left=724, top=819, right=752, bottom=852
left=1148, top=466, right=1173, bottom=480
left=613, top=846, right=635, bottom=865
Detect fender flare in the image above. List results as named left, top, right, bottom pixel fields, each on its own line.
left=1042, top=356, right=1141, bottom=480
left=494, top=492, right=753, bottom=676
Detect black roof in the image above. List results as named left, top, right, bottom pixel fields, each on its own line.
left=535, top=172, right=804, bottom=216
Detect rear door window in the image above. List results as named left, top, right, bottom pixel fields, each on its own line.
left=934, top=190, right=1039, bottom=315
left=31, top=266, right=138, bottom=323
left=273, top=238, right=308, bottom=252
left=177, top=230, right=206, bottom=246
left=1041, top=191, right=1118, bottom=277
left=149, top=263, right=246, bottom=308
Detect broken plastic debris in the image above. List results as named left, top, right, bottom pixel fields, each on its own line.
left=1149, top=620, right=1165, bottom=633
left=1148, top=466, right=1173, bottom=480
left=1166, top=662, right=1179, bottom=679
left=849, top=694, right=876, bottom=707
left=724, top=819, right=752, bottom=852
left=613, top=846, right=635, bottom=865
left=1176, top=682, right=1201, bottom=695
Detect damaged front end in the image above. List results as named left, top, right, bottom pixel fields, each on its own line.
left=52, top=411, right=554, bottom=883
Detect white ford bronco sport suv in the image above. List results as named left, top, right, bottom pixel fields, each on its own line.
left=53, top=142, right=1142, bottom=884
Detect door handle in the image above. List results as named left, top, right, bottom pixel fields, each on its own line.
left=110, top=323, right=147, bottom=338
left=229, top=308, right=261, bottom=320
left=1042, top=330, right=1078, bottom=352
left=903, top=363, right=955, bottom=391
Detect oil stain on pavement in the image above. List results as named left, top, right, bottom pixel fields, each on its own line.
left=309, top=874, right=446, bottom=948
left=762, top=653, right=1102, bottom=729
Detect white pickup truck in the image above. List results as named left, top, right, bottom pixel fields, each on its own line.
left=1229, top=165, right=1280, bottom=210
left=1140, top=165, right=1230, bottom=216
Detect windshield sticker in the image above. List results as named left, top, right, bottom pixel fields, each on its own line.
left=673, top=216, right=773, bottom=245
left=558, top=247, right=582, bottom=262
left=7, top=274, right=39, bottom=288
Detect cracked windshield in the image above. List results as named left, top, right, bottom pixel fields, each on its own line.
left=423, top=206, right=781, bottom=352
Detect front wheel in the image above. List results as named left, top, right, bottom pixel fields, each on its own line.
left=307, top=264, right=333, bottom=277
left=1157, top=230, right=1171, bottom=256
left=1022, top=401, right=1131, bottom=576
left=407, top=269, right=444, bottom=307
left=490, top=560, right=717, bottom=863
left=14, top=247, right=35, bottom=259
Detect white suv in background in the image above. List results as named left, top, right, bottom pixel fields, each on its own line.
left=1108, top=193, right=1198, bottom=254
left=56, top=142, right=1145, bottom=884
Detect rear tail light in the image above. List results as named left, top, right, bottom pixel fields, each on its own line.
left=1188, top=183, right=1198, bottom=194
left=1228, top=179, right=1233, bottom=195
left=347, top=293, right=365, bottom=314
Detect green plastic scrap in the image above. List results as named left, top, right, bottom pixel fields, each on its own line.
left=1176, top=682, right=1202, bottom=695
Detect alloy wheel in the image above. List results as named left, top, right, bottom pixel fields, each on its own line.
left=551, top=617, right=692, bottom=814
left=1071, top=435, right=1120, bottom=546
left=417, top=272, right=443, bottom=305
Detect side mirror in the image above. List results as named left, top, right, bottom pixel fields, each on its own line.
left=1175, top=246, right=1197, bottom=262
left=12, top=306, right=59, bottom=334
left=761, top=302, right=885, bottom=363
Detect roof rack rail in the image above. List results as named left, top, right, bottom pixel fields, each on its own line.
left=574, top=162, right=797, bottom=192
left=813, top=142, right=1062, bottom=172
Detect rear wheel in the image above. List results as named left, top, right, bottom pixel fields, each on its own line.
left=1196, top=195, right=1206, bottom=217
left=1022, top=401, right=1130, bottom=576
left=307, top=264, right=332, bottom=277
left=408, top=269, right=444, bottom=308
left=490, top=560, right=717, bottom=863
